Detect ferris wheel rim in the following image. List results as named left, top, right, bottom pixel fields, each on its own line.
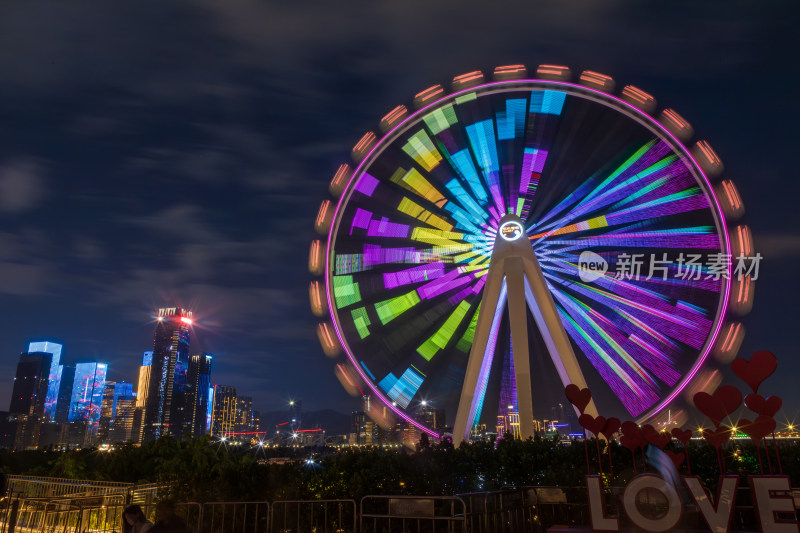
left=321, top=76, right=734, bottom=434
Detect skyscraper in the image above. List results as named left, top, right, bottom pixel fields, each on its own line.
left=9, top=351, right=53, bottom=449
left=68, top=362, right=107, bottom=442
left=54, top=365, right=76, bottom=424
left=28, top=341, right=62, bottom=422
left=211, top=385, right=237, bottom=438
left=137, top=352, right=153, bottom=409
left=134, top=352, right=152, bottom=443
left=236, top=395, right=254, bottom=434
left=143, top=308, right=192, bottom=441
left=186, top=353, right=212, bottom=437
left=98, top=381, right=134, bottom=443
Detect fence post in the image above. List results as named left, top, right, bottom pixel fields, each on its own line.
left=6, top=499, right=18, bottom=533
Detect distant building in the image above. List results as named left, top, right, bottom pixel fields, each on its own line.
left=237, top=395, right=256, bottom=434
left=68, top=362, right=107, bottom=443
left=28, top=341, right=62, bottom=422
left=211, top=385, right=237, bottom=438
left=98, top=381, right=134, bottom=443
left=186, top=353, right=213, bottom=437
left=134, top=352, right=152, bottom=443
left=414, top=402, right=446, bottom=435
left=110, top=391, right=137, bottom=443
left=53, top=365, right=76, bottom=424
left=350, top=411, right=378, bottom=445
left=59, top=420, right=90, bottom=449
left=142, top=308, right=192, bottom=441
left=9, top=351, right=53, bottom=449
left=136, top=352, right=153, bottom=409
left=38, top=422, right=63, bottom=449
left=0, top=411, right=17, bottom=449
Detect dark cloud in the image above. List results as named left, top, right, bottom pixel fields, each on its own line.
left=0, top=159, right=46, bottom=214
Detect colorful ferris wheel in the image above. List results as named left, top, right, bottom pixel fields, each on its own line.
left=310, top=65, right=754, bottom=444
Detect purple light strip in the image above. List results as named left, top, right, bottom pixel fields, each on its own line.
left=354, top=173, right=379, bottom=196
left=366, top=217, right=410, bottom=238
left=417, top=268, right=475, bottom=300
left=383, top=262, right=446, bottom=290
left=325, top=77, right=732, bottom=434
left=350, top=208, right=372, bottom=235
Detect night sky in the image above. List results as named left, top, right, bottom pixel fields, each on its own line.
left=1, top=1, right=798, bottom=425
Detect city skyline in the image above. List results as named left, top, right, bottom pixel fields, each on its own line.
left=0, top=2, right=798, bottom=426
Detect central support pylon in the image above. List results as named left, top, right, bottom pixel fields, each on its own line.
left=452, top=214, right=600, bottom=446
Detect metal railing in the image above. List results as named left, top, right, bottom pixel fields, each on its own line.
left=1, top=482, right=798, bottom=533
left=5, top=476, right=133, bottom=499
left=459, top=488, right=541, bottom=533
left=198, top=501, right=269, bottom=533
left=4, top=476, right=167, bottom=508
left=271, top=499, right=356, bottom=533
left=360, top=495, right=467, bottom=533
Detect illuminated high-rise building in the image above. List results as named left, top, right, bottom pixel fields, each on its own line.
left=28, top=341, right=62, bottom=422
left=211, top=385, right=237, bottom=438
left=186, top=353, right=212, bottom=437
left=110, top=393, right=137, bottom=443
left=136, top=352, right=153, bottom=409
left=98, top=381, right=134, bottom=443
left=9, top=351, right=53, bottom=449
left=54, top=365, right=76, bottom=424
left=68, top=362, right=107, bottom=441
left=142, top=308, right=192, bottom=441
left=236, top=395, right=254, bottom=434
left=133, top=352, right=152, bottom=443
left=414, top=402, right=446, bottom=434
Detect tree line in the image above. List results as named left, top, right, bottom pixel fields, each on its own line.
left=1, top=435, right=798, bottom=502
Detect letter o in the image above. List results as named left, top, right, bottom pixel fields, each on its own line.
left=622, top=474, right=682, bottom=532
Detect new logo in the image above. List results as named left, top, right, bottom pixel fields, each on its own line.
left=578, top=251, right=608, bottom=282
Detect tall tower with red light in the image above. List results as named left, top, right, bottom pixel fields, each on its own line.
left=142, top=307, right=193, bottom=441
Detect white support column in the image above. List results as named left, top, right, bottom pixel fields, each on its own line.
left=451, top=214, right=597, bottom=446
left=505, top=257, right=535, bottom=440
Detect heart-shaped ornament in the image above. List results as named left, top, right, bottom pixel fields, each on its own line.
left=731, top=351, right=778, bottom=394
left=702, top=426, right=731, bottom=449
left=693, top=385, right=742, bottom=426
left=600, top=417, right=621, bottom=440
left=620, top=434, right=641, bottom=452
left=744, top=394, right=782, bottom=418
left=621, top=421, right=641, bottom=439
left=565, top=384, right=592, bottom=414
left=665, top=450, right=685, bottom=468
left=579, top=413, right=606, bottom=437
left=739, top=415, right=777, bottom=445
left=642, top=425, right=671, bottom=449
left=671, top=427, right=693, bottom=445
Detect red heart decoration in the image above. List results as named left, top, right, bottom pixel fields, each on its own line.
left=579, top=413, right=606, bottom=437
left=565, top=384, right=592, bottom=414
left=702, top=426, right=731, bottom=449
left=744, top=394, right=782, bottom=418
left=665, top=450, right=685, bottom=468
left=600, top=417, right=621, bottom=440
left=731, top=351, right=778, bottom=394
left=739, top=415, right=777, bottom=445
left=693, top=385, right=742, bottom=426
left=620, top=434, right=641, bottom=452
left=671, top=427, right=693, bottom=445
left=621, top=421, right=641, bottom=438
left=642, top=425, right=671, bottom=449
